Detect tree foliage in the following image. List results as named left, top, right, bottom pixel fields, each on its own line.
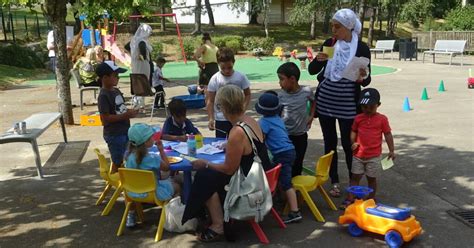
left=399, top=0, right=433, bottom=28
left=444, top=6, right=474, bottom=31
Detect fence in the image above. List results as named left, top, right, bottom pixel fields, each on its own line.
left=412, top=31, right=474, bottom=52
left=0, top=8, right=51, bottom=43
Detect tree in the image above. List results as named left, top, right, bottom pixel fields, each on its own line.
left=204, top=0, right=215, bottom=27
left=399, top=0, right=433, bottom=28
left=289, top=0, right=338, bottom=39
left=192, top=0, right=202, bottom=34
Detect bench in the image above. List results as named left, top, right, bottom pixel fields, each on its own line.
left=0, top=112, right=68, bottom=178
left=422, top=40, right=466, bottom=66
left=370, top=40, right=395, bottom=60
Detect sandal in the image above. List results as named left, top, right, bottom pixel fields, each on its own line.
left=339, top=199, right=353, bottom=210
left=329, top=184, right=342, bottom=198
left=198, top=228, right=224, bottom=242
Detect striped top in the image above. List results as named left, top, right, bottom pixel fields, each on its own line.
left=316, top=78, right=357, bottom=119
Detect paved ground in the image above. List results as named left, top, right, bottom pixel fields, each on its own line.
left=0, top=54, right=473, bottom=247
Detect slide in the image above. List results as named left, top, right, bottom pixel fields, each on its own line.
left=104, top=35, right=131, bottom=67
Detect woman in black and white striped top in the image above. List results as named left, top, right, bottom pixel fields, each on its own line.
left=308, top=8, right=371, bottom=198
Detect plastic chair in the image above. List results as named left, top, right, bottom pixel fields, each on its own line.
left=150, top=92, right=168, bottom=121
left=248, top=164, right=286, bottom=244
left=70, top=69, right=100, bottom=110
left=116, top=168, right=168, bottom=242
left=93, top=148, right=122, bottom=216
left=289, top=151, right=336, bottom=222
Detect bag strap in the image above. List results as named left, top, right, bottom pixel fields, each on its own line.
left=237, top=122, right=260, bottom=161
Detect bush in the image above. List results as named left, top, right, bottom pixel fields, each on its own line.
left=176, top=37, right=199, bottom=60
left=225, top=40, right=241, bottom=54
left=150, top=42, right=164, bottom=60
left=213, top=35, right=243, bottom=52
left=444, top=6, right=474, bottom=31
left=0, top=44, right=44, bottom=69
left=243, top=37, right=275, bottom=54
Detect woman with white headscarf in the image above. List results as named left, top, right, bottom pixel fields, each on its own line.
left=308, top=9, right=371, bottom=199
left=130, top=24, right=154, bottom=109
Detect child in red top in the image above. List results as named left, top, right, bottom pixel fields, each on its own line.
left=340, top=88, right=395, bottom=209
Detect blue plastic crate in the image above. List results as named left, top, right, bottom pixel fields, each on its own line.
left=173, top=94, right=205, bottom=109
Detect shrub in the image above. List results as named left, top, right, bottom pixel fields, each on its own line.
left=213, top=35, right=243, bottom=52
left=444, top=6, right=474, bottom=31
left=0, top=44, right=44, bottom=69
left=243, top=37, right=275, bottom=54
left=176, top=37, right=199, bottom=59
left=225, top=40, right=241, bottom=54
left=150, top=42, right=164, bottom=60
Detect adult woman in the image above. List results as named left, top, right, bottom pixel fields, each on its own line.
left=94, top=45, right=105, bottom=62
left=130, top=23, right=154, bottom=109
left=73, top=48, right=100, bottom=87
left=194, top=33, right=219, bottom=89
left=182, top=85, right=272, bottom=242
left=308, top=9, right=371, bottom=197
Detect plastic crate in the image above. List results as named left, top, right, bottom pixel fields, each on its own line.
left=173, top=94, right=206, bottom=109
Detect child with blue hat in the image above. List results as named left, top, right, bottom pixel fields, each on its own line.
left=255, top=92, right=302, bottom=224
left=125, top=123, right=180, bottom=228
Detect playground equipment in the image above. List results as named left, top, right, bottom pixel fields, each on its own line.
left=272, top=47, right=284, bottom=60
left=339, top=186, right=422, bottom=248
left=468, top=69, right=474, bottom=89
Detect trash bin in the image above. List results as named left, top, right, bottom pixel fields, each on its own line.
left=399, top=38, right=418, bottom=61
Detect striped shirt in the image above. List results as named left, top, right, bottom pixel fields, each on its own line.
left=316, top=78, right=357, bottom=119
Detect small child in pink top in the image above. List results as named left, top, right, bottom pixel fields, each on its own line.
left=340, top=88, right=395, bottom=209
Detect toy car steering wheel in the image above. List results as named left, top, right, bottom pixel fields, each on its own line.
left=346, top=186, right=374, bottom=199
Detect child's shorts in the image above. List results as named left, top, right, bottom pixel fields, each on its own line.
left=351, top=156, right=382, bottom=178
left=103, top=134, right=129, bottom=166
left=272, top=149, right=296, bottom=191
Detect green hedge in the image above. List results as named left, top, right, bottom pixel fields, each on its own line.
left=213, top=35, right=243, bottom=52
left=243, top=37, right=275, bottom=54
left=150, top=42, right=164, bottom=60
left=0, top=44, right=45, bottom=69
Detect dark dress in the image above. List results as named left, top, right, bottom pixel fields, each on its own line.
left=182, top=124, right=273, bottom=225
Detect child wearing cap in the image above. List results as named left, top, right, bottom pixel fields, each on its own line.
left=125, top=123, right=180, bottom=228
left=340, top=88, right=395, bottom=209
left=256, top=91, right=302, bottom=224
left=161, top=98, right=200, bottom=142
left=97, top=61, right=138, bottom=174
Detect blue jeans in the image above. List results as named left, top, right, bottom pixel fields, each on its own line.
left=103, top=134, right=129, bottom=166
left=272, top=149, right=296, bottom=191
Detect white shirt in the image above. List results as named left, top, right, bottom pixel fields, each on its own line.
left=207, top=71, right=250, bottom=121
left=152, top=64, right=164, bottom=87
left=47, top=30, right=55, bottom=57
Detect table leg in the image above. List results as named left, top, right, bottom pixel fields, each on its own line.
left=181, top=170, right=192, bottom=204
left=31, top=139, right=44, bottom=178
left=59, top=116, right=68, bottom=143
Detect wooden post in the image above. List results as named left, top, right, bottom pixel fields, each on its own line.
left=9, top=12, right=15, bottom=43
left=24, top=15, right=28, bottom=38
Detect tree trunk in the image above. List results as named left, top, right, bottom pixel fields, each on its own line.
left=263, top=0, right=270, bottom=38
left=193, top=0, right=202, bottom=34
left=359, top=0, right=367, bottom=38
left=161, top=0, right=166, bottom=31
left=130, top=8, right=140, bottom=34
left=43, top=0, right=73, bottom=125
left=322, top=9, right=331, bottom=34
left=249, top=12, right=258, bottom=24
left=368, top=7, right=375, bottom=47
left=378, top=2, right=382, bottom=32
left=204, top=0, right=215, bottom=27
left=311, top=11, right=317, bottom=39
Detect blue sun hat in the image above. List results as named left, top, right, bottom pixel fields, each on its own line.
left=255, top=93, right=282, bottom=116
left=128, top=123, right=154, bottom=146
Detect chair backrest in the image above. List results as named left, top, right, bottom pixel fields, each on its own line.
left=94, top=148, right=110, bottom=181
left=265, top=164, right=282, bottom=194
left=130, top=73, right=153, bottom=96
left=70, top=68, right=84, bottom=88
left=375, top=40, right=395, bottom=50
left=315, top=151, right=335, bottom=183
left=433, top=40, right=466, bottom=52
left=118, top=168, right=156, bottom=194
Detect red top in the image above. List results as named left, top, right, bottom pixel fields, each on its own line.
left=352, top=113, right=391, bottom=159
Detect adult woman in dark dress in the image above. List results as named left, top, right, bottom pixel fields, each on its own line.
left=182, top=85, right=272, bottom=242
left=308, top=8, right=371, bottom=198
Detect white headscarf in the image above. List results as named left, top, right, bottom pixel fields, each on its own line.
left=324, top=9, right=362, bottom=82
left=130, top=23, right=153, bottom=61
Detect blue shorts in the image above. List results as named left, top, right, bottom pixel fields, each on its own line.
left=103, top=134, right=128, bottom=166
left=272, top=149, right=296, bottom=191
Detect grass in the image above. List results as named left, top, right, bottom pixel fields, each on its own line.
left=0, top=65, right=50, bottom=89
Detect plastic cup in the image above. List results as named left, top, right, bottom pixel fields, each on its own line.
left=152, top=126, right=162, bottom=141
left=322, top=46, right=335, bottom=59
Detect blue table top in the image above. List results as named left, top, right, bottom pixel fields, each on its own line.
left=150, top=137, right=226, bottom=171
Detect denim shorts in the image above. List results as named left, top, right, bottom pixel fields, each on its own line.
left=272, top=149, right=296, bottom=191
left=103, top=134, right=129, bottom=166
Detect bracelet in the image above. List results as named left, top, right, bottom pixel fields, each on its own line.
left=205, top=162, right=210, bottom=169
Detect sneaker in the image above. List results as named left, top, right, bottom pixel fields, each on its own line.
left=126, top=212, right=136, bottom=228
left=283, top=210, right=303, bottom=224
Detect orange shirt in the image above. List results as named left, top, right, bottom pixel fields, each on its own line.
left=352, top=113, right=391, bottom=159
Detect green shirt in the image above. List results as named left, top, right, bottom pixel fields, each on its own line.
left=73, top=59, right=98, bottom=84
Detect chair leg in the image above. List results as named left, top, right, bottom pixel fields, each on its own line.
left=283, top=202, right=289, bottom=215
left=318, top=185, right=337, bottom=210
left=422, top=53, right=425, bottom=63
left=117, top=201, right=132, bottom=236
left=136, top=203, right=145, bottom=223
left=96, top=183, right=112, bottom=206
left=450, top=54, right=453, bottom=66
left=382, top=51, right=385, bottom=60
left=249, top=220, right=270, bottom=244
left=80, top=90, right=84, bottom=110
left=299, top=187, right=325, bottom=222
left=101, top=186, right=122, bottom=216
left=271, top=207, right=287, bottom=228
left=155, top=204, right=166, bottom=242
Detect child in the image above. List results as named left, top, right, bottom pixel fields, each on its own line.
left=255, top=92, right=301, bottom=224
left=340, top=88, right=395, bottom=209
left=161, top=98, right=200, bottom=142
left=207, top=47, right=251, bottom=138
left=97, top=61, right=138, bottom=174
left=277, top=62, right=315, bottom=177
left=125, top=123, right=181, bottom=227
left=152, top=56, right=170, bottom=109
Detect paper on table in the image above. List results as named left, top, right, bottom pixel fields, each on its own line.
left=171, top=142, right=189, bottom=155
left=341, top=56, right=370, bottom=81
left=197, top=144, right=224, bottom=155
left=381, top=156, right=394, bottom=170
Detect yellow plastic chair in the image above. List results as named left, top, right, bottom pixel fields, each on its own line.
left=116, top=168, right=168, bottom=242
left=272, top=46, right=284, bottom=59
left=290, top=151, right=336, bottom=222
left=93, top=148, right=122, bottom=216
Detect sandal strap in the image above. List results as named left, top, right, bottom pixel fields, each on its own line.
left=199, top=228, right=221, bottom=242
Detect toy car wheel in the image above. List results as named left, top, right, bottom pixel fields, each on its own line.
left=385, top=230, right=403, bottom=248
left=348, top=222, right=363, bottom=237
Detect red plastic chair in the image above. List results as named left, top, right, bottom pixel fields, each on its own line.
left=248, top=164, right=286, bottom=244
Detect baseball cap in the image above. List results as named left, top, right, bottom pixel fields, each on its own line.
left=128, top=123, right=154, bottom=146
left=96, top=60, right=127, bottom=77
left=359, top=88, right=380, bottom=105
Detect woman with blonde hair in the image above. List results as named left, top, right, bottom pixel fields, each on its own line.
left=182, top=85, right=273, bottom=242
left=73, top=47, right=100, bottom=87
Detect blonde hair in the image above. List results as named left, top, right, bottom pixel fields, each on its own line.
left=85, top=48, right=97, bottom=62
left=94, top=46, right=104, bottom=59
left=215, top=85, right=245, bottom=117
